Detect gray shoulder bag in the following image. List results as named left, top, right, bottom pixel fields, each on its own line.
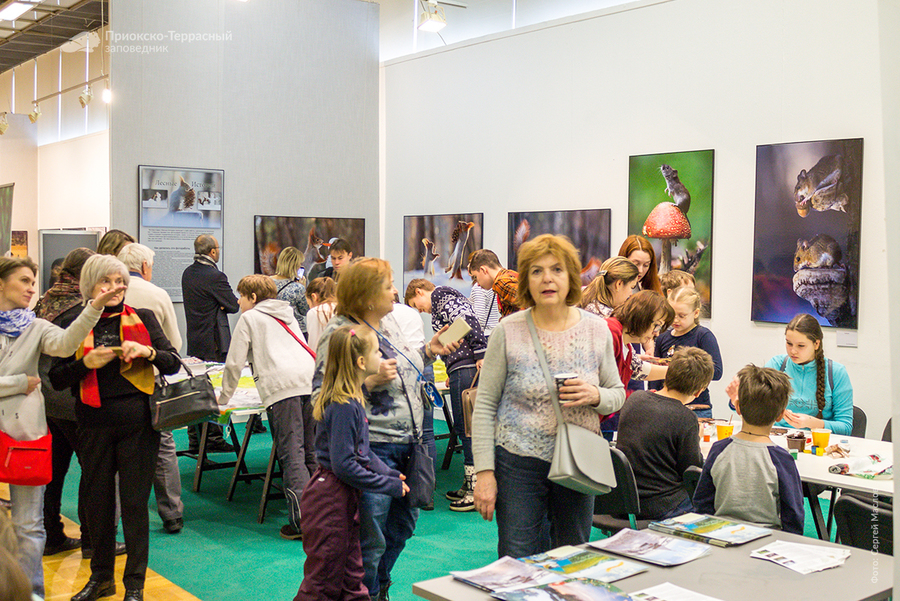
left=525, top=310, right=616, bottom=495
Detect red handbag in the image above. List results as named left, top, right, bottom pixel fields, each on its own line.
left=0, top=430, right=52, bottom=486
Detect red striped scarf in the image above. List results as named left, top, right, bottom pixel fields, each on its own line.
left=76, top=305, right=155, bottom=408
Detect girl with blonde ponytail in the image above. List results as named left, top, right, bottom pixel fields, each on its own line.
left=650, top=286, right=722, bottom=418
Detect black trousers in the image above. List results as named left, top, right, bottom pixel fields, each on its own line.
left=44, top=416, right=90, bottom=548
left=79, top=421, right=160, bottom=589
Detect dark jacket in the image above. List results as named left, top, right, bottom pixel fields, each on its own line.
left=181, top=257, right=239, bottom=362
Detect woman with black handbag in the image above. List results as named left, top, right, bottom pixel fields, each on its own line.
left=0, top=256, right=122, bottom=599
left=310, top=257, right=459, bottom=601
left=49, top=255, right=180, bottom=601
left=471, top=235, right=625, bottom=558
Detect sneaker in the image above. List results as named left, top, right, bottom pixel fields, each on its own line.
left=449, top=493, right=475, bottom=512
left=445, top=483, right=466, bottom=501
left=280, top=524, right=302, bottom=540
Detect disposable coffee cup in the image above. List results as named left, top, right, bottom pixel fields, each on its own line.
left=812, top=428, right=831, bottom=448
left=554, top=372, right=578, bottom=392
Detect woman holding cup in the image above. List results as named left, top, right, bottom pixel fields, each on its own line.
left=726, top=313, right=853, bottom=436
left=472, top=234, right=625, bottom=558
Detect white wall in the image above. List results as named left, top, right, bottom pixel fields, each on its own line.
left=0, top=113, right=38, bottom=262
left=37, top=130, right=110, bottom=229
left=108, top=0, right=380, bottom=338
left=383, top=0, right=897, bottom=434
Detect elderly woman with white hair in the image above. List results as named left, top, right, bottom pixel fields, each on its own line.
left=0, top=256, right=122, bottom=599
left=49, top=254, right=181, bottom=601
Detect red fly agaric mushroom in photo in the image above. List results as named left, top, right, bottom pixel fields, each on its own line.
left=642, top=202, right=691, bottom=275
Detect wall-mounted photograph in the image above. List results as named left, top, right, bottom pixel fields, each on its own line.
left=628, top=149, right=715, bottom=311
left=752, top=138, right=863, bottom=329
left=507, top=209, right=611, bottom=285
left=139, top=166, right=223, bottom=229
left=403, top=214, right=483, bottom=296
left=0, top=183, right=14, bottom=255
left=254, top=215, right=365, bottom=278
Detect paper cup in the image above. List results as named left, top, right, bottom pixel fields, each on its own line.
left=716, top=423, right=734, bottom=440
left=554, top=372, right=578, bottom=391
left=786, top=435, right=805, bottom=452
left=812, top=428, right=831, bottom=448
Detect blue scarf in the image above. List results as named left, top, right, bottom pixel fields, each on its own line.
left=0, top=308, right=36, bottom=337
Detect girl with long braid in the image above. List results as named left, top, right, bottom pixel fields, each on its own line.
left=726, top=314, right=853, bottom=436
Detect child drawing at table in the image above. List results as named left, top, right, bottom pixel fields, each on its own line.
left=693, top=365, right=804, bottom=534
left=650, top=286, right=722, bottom=419
left=295, top=326, right=408, bottom=601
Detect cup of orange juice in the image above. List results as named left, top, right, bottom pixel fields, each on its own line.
left=812, top=428, right=831, bottom=448
left=716, top=422, right=734, bottom=440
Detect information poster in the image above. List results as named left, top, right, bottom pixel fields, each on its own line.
left=138, top=166, right=224, bottom=302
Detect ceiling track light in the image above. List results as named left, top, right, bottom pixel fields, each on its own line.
left=102, top=85, right=111, bottom=103
left=79, top=84, right=93, bottom=108
left=28, top=102, right=41, bottom=123
left=418, top=1, right=447, bottom=32
left=0, top=112, right=8, bottom=135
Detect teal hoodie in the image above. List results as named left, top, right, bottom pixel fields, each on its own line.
left=766, top=354, right=853, bottom=436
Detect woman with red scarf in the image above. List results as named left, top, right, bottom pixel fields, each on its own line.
left=50, top=255, right=180, bottom=601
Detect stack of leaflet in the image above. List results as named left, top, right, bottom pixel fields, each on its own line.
left=588, top=529, right=711, bottom=567
left=450, top=547, right=647, bottom=598
left=520, top=546, right=647, bottom=582
left=750, top=540, right=851, bottom=574
left=648, top=513, right=772, bottom=547
left=493, top=579, right=632, bottom=600
left=450, top=557, right=560, bottom=594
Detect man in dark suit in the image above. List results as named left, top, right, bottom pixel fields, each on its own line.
left=182, top=234, right=240, bottom=453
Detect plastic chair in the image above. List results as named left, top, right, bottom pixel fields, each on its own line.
left=592, top=447, right=651, bottom=535
left=834, top=494, right=893, bottom=556
left=851, top=405, right=867, bottom=438
left=682, top=466, right=703, bottom=500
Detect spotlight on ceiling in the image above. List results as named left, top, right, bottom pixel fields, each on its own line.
left=0, top=112, right=8, bottom=135
left=79, top=85, right=93, bottom=108
left=28, top=102, right=41, bottom=123
left=102, top=86, right=112, bottom=103
left=418, top=1, right=446, bottom=32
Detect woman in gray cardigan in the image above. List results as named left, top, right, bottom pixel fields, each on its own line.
left=472, top=235, right=625, bottom=559
left=0, top=257, right=122, bottom=599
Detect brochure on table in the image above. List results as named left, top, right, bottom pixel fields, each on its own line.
left=649, top=513, right=771, bottom=547
left=588, top=529, right=711, bottom=567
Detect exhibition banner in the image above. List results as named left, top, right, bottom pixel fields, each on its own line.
left=138, top=166, right=224, bottom=302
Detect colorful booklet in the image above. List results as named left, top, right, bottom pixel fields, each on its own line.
left=492, top=578, right=632, bottom=601
left=750, top=540, right=851, bottom=575
left=588, top=529, right=711, bottom=567
left=648, top=513, right=771, bottom=547
left=450, top=556, right=563, bottom=593
left=519, top=546, right=647, bottom=583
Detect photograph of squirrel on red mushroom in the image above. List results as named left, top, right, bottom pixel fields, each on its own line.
left=628, top=149, right=714, bottom=312
left=507, top=209, right=611, bottom=287
left=751, top=138, right=862, bottom=329
left=402, top=213, right=483, bottom=296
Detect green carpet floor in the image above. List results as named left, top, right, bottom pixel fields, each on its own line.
left=56, top=420, right=835, bottom=600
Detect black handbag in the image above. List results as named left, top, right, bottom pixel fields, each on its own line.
left=149, top=356, right=220, bottom=432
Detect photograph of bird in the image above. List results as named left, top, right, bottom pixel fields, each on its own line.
left=444, top=221, right=475, bottom=280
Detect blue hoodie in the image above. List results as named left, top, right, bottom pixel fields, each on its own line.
left=766, top=354, right=853, bottom=436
